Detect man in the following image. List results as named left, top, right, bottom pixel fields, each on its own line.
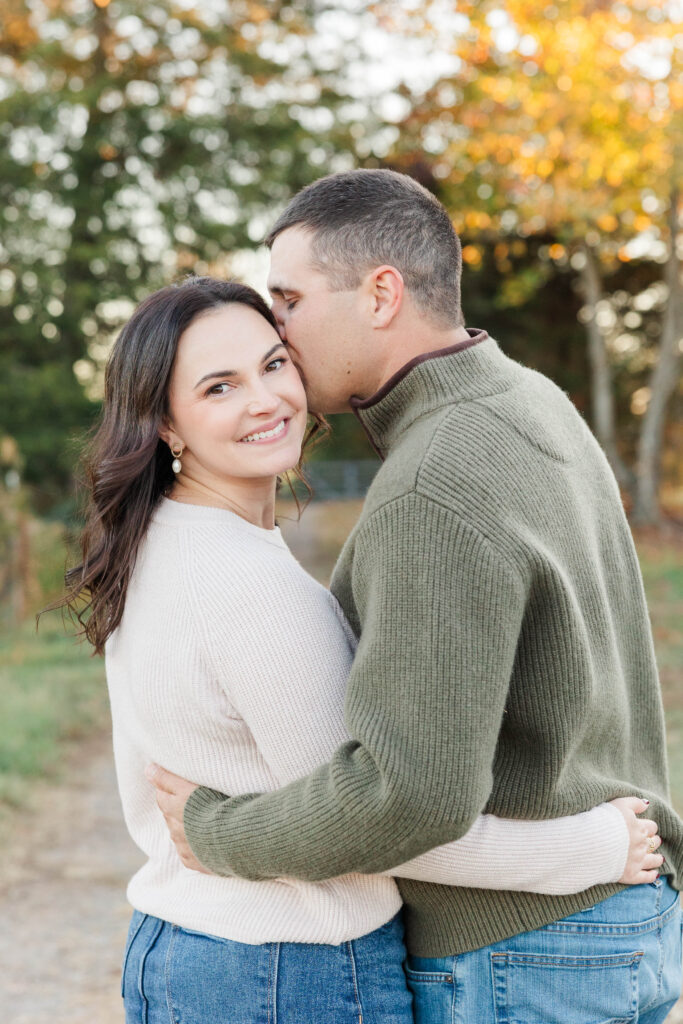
left=151, top=169, right=683, bottom=1021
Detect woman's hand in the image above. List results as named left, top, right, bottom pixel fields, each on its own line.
left=145, top=763, right=212, bottom=875
left=610, top=797, right=664, bottom=884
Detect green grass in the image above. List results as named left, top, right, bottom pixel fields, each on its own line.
left=0, top=505, right=681, bottom=822
left=635, top=535, right=683, bottom=813
left=0, top=615, right=107, bottom=811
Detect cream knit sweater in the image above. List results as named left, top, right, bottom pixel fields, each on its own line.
left=104, top=498, right=628, bottom=945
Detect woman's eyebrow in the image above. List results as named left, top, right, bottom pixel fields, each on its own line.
left=193, top=344, right=285, bottom=390
left=261, top=342, right=286, bottom=363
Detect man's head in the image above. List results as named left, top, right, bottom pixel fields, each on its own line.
left=265, top=169, right=465, bottom=413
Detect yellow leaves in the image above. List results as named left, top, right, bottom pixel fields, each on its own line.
left=391, top=0, right=674, bottom=239
left=482, top=76, right=516, bottom=105
left=465, top=211, right=491, bottom=230
left=590, top=101, right=619, bottom=126
left=548, top=129, right=564, bottom=150
left=548, top=243, right=566, bottom=259
left=670, top=81, right=683, bottom=110
left=641, top=142, right=665, bottom=165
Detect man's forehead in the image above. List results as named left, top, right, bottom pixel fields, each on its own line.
left=267, top=225, right=320, bottom=293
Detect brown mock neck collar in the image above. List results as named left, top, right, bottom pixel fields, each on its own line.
left=351, top=328, right=488, bottom=413
left=349, top=331, right=524, bottom=459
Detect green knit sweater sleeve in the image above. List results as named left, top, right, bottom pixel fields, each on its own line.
left=183, top=492, right=527, bottom=880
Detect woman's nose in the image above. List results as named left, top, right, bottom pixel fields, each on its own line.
left=247, top=381, right=279, bottom=415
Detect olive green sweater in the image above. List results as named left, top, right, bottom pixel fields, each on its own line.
left=184, top=333, right=683, bottom=956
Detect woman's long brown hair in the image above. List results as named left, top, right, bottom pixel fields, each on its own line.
left=53, top=277, right=326, bottom=655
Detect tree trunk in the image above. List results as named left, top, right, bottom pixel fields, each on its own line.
left=631, top=193, right=682, bottom=525
left=578, top=243, right=635, bottom=494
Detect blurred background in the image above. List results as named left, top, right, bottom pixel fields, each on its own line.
left=0, top=1, right=681, bottom=1020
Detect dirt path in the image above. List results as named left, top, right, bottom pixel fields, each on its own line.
left=0, top=727, right=681, bottom=1023
left=0, top=733, right=143, bottom=1024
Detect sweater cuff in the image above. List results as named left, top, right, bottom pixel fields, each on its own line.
left=183, top=786, right=253, bottom=877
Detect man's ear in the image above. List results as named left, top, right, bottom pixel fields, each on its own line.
left=368, top=265, right=404, bottom=328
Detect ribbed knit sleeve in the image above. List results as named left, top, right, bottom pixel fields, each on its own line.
left=184, top=492, right=528, bottom=880
left=384, top=803, right=629, bottom=893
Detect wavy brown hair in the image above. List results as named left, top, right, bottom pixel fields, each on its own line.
left=53, top=277, right=327, bottom=655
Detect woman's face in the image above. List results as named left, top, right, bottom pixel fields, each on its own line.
left=164, top=303, right=308, bottom=486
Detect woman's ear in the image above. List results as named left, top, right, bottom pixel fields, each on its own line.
left=159, top=419, right=180, bottom=449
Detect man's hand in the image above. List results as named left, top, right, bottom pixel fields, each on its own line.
left=145, top=764, right=212, bottom=875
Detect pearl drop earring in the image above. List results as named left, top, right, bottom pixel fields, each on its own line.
left=171, top=444, right=184, bottom=474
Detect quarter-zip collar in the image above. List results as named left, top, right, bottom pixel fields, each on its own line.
left=350, top=329, right=524, bottom=458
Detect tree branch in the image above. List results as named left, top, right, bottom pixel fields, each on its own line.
left=578, top=243, right=636, bottom=494
left=632, top=191, right=682, bottom=524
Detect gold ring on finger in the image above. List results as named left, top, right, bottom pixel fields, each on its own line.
left=647, top=836, right=658, bottom=853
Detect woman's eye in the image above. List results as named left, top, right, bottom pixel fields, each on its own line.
left=286, top=299, right=297, bottom=311
left=207, top=382, right=232, bottom=396
left=265, top=357, right=286, bottom=372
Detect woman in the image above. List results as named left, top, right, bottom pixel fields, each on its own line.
left=60, top=278, right=662, bottom=1024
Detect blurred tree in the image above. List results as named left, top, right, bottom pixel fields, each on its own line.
left=379, top=0, right=682, bottom=523
left=0, top=0, right=356, bottom=513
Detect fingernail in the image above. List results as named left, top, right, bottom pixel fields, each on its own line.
left=643, top=799, right=650, bottom=805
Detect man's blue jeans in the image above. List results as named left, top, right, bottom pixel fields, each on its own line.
left=406, top=878, right=682, bottom=1024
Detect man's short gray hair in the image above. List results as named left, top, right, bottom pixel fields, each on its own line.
left=266, top=169, right=464, bottom=329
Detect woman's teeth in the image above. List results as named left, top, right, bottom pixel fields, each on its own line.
left=240, top=419, right=286, bottom=443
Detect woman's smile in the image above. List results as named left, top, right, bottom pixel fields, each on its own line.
left=238, top=416, right=290, bottom=444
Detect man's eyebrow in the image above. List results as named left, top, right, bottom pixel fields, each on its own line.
left=193, top=343, right=286, bottom=390
left=268, top=283, right=296, bottom=298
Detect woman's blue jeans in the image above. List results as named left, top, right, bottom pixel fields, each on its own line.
left=405, top=878, right=682, bottom=1024
left=122, top=909, right=414, bottom=1024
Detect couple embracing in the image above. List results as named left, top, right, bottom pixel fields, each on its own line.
left=63, top=169, right=683, bottom=1023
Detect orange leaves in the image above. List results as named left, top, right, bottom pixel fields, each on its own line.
left=597, top=214, right=619, bottom=232
left=389, top=0, right=677, bottom=241
left=461, top=244, right=483, bottom=266
left=0, top=8, right=39, bottom=50
left=465, top=211, right=492, bottom=230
